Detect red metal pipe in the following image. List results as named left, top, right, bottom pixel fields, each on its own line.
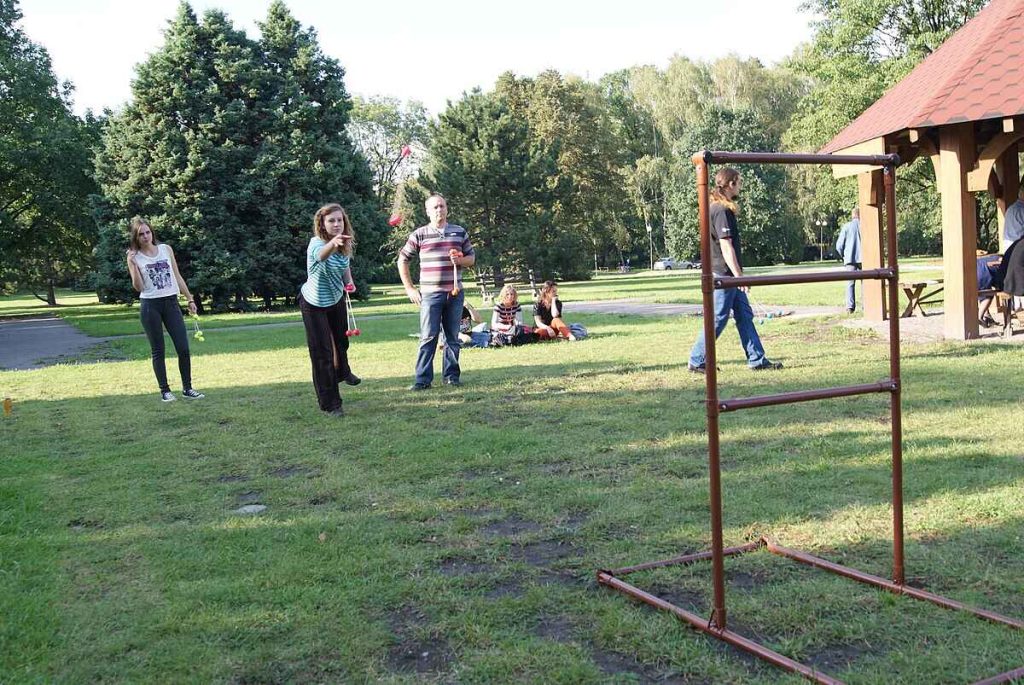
left=715, top=268, right=893, bottom=289
left=718, top=381, right=896, bottom=413
left=972, top=667, right=1024, bottom=685
left=695, top=160, right=728, bottom=630
left=597, top=571, right=845, bottom=684
left=883, top=166, right=906, bottom=586
left=764, top=540, right=1024, bottom=630
left=604, top=541, right=764, bottom=576
left=692, top=150, right=899, bottom=167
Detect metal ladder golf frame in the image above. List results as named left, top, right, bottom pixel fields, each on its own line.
left=596, top=151, right=1023, bottom=685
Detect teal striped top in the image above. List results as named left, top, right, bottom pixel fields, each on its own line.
left=300, top=237, right=350, bottom=307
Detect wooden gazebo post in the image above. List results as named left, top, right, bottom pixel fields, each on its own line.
left=939, top=123, right=979, bottom=339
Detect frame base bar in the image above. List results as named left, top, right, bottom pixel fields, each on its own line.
left=765, top=540, right=1024, bottom=630
left=597, top=571, right=844, bottom=685
left=972, top=666, right=1024, bottom=685
left=606, top=540, right=764, bottom=576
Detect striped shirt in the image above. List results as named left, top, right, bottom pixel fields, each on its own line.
left=493, top=302, right=522, bottom=328
left=399, top=223, right=475, bottom=294
left=300, top=237, right=350, bottom=307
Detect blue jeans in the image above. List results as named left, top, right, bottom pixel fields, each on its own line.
left=414, top=289, right=463, bottom=385
left=688, top=286, right=767, bottom=369
left=845, top=263, right=860, bottom=311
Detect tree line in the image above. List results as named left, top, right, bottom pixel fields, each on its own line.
left=0, top=0, right=989, bottom=307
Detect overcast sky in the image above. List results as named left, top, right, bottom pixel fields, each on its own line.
left=20, top=0, right=817, bottom=116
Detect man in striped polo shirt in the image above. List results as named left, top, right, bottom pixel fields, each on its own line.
left=398, top=194, right=476, bottom=389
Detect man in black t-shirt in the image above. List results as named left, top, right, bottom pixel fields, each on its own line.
left=687, top=167, right=782, bottom=373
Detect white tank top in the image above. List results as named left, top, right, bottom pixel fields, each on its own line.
left=133, top=244, right=180, bottom=299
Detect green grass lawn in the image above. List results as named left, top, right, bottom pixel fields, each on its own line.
left=2, top=278, right=1022, bottom=684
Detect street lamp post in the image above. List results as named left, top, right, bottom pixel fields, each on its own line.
left=646, top=222, right=654, bottom=270
left=816, top=219, right=826, bottom=260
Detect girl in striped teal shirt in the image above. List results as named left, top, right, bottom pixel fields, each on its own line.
left=299, top=203, right=361, bottom=416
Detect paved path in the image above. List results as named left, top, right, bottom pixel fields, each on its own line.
left=0, top=317, right=113, bottom=370
left=569, top=299, right=842, bottom=319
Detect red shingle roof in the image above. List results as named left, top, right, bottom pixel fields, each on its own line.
left=822, top=0, right=1024, bottom=154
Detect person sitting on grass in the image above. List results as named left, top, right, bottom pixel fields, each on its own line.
left=490, top=284, right=528, bottom=346
left=533, top=280, right=576, bottom=341
left=125, top=217, right=205, bottom=403
left=441, top=302, right=484, bottom=349
left=458, top=302, right=483, bottom=345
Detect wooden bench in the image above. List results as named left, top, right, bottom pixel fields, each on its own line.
left=899, top=279, right=943, bottom=317
left=474, top=268, right=539, bottom=305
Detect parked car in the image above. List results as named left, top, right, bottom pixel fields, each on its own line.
left=653, top=257, right=676, bottom=270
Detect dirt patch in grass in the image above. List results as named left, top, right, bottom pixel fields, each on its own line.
left=438, top=557, right=496, bottom=577
left=535, top=614, right=574, bottom=642
left=269, top=464, right=318, bottom=479
left=385, top=605, right=455, bottom=677
left=511, top=539, right=582, bottom=567
left=308, top=493, right=335, bottom=506
left=480, top=516, right=543, bottom=538
left=805, top=641, right=867, bottom=674
left=727, top=569, right=769, bottom=591
left=588, top=645, right=689, bottom=683
left=67, top=517, right=103, bottom=530
left=537, top=569, right=587, bottom=588
left=647, top=584, right=706, bottom=612
left=235, top=490, right=262, bottom=504
left=484, top=579, right=524, bottom=599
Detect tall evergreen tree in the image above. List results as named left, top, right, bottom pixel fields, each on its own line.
left=255, top=0, right=383, bottom=297
left=93, top=1, right=381, bottom=307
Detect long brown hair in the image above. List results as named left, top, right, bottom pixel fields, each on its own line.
left=710, top=167, right=740, bottom=214
left=539, top=280, right=558, bottom=307
left=313, top=203, right=355, bottom=256
left=129, top=216, right=158, bottom=251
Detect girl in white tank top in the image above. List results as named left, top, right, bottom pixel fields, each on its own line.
left=125, top=217, right=204, bottom=402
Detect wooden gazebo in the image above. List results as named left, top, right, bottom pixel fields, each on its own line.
left=822, top=0, right=1024, bottom=339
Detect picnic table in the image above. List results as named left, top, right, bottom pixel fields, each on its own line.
left=899, top=279, right=944, bottom=317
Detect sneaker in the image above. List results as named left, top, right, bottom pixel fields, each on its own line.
left=750, top=360, right=784, bottom=371
left=182, top=388, right=205, bottom=400
left=324, top=406, right=344, bottom=417
left=847, top=307, right=856, bottom=314
left=409, top=382, right=431, bottom=391
left=980, top=314, right=996, bottom=328
left=687, top=364, right=706, bottom=375
left=342, top=372, right=362, bottom=386
left=444, top=378, right=461, bottom=387
left=160, top=391, right=176, bottom=402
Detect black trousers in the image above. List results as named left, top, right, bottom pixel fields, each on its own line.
left=298, top=293, right=351, bottom=412
left=139, top=295, right=192, bottom=393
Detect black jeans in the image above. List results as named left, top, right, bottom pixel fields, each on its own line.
left=139, top=296, right=192, bottom=393
left=299, top=293, right=351, bottom=412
